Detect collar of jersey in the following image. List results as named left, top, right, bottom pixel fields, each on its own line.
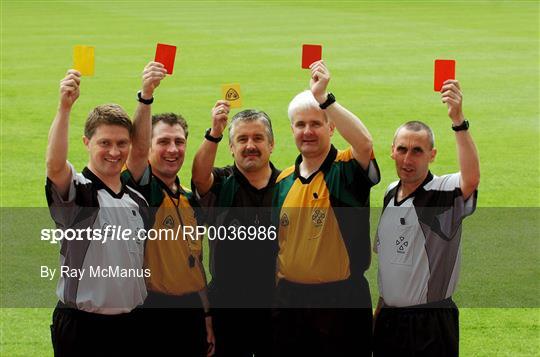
left=232, top=161, right=280, bottom=192
left=82, top=167, right=128, bottom=199
left=294, top=145, right=337, bottom=184
left=153, top=174, right=183, bottom=199
left=394, top=171, right=434, bottom=206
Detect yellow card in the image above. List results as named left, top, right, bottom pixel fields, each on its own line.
left=221, top=83, right=242, bottom=108
left=73, top=45, right=95, bottom=76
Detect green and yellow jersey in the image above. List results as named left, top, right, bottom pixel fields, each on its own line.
left=273, top=145, right=380, bottom=284
left=122, top=166, right=206, bottom=296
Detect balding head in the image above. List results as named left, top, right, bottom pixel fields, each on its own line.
left=393, top=121, right=435, bottom=149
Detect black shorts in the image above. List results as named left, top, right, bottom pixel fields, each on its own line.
left=208, top=281, right=274, bottom=357
left=373, top=298, right=459, bottom=357
left=211, top=307, right=273, bottom=357
left=272, top=277, right=373, bottom=357
left=140, top=290, right=207, bottom=357
left=50, top=301, right=140, bottom=357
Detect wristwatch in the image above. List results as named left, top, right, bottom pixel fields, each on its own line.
left=319, top=92, right=336, bottom=110
left=452, top=120, right=469, bottom=132
left=205, top=128, right=223, bottom=143
left=137, top=90, right=154, bottom=105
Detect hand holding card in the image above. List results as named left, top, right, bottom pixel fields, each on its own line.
left=302, top=44, right=322, bottom=69
left=155, top=43, right=177, bottom=75
left=221, top=84, right=242, bottom=108
left=434, top=59, right=455, bottom=91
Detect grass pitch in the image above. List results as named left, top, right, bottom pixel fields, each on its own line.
left=1, top=1, right=539, bottom=356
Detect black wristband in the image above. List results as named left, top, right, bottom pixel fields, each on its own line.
left=137, top=90, right=154, bottom=105
left=452, top=119, right=469, bottom=132
left=205, top=128, right=223, bottom=143
left=319, top=92, right=336, bottom=110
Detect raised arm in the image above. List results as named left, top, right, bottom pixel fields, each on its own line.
left=126, top=61, right=167, bottom=182
left=191, top=100, right=230, bottom=196
left=441, top=80, right=480, bottom=200
left=309, top=60, right=373, bottom=170
left=46, top=70, right=81, bottom=199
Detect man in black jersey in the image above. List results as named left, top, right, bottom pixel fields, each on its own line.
left=192, top=101, right=279, bottom=356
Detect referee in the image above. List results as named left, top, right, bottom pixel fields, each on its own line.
left=46, top=68, right=152, bottom=356
left=272, top=60, right=379, bottom=356
left=373, top=80, right=480, bottom=356
left=192, top=102, right=280, bottom=357
left=122, top=62, right=215, bottom=356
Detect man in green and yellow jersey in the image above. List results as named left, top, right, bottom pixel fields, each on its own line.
left=123, top=61, right=215, bottom=356
left=272, top=60, right=380, bottom=356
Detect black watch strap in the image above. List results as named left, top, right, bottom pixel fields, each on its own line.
left=205, top=128, right=223, bottom=143
left=319, top=92, right=336, bottom=110
left=452, top=119, right=469, bottom=131
left=137, top=90, right=154, bottom=105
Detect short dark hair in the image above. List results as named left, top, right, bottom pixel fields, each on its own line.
left=228, top=109, right=273, bottom=143
left=84, top=104, right=132, bottom=139
left=151, top=113, right=189, bottom=138
left=393, top=120, right=435, bottom=148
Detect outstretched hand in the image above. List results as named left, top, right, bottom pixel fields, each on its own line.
left=210, top=100, right=230, bottom=137
left=141, top=61, right=167, bottom=98
left=441, top=79, right=465, bottom=124
left=59, top=70, right=81, bottom=111
left=309, top=60, right=330, bottom=104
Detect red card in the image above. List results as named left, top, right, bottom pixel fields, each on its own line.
left=434, top=59, right=455, bottom=91
left=302, top=44, right=322, bottom=69
left=155, top=43, right=177, bottom=75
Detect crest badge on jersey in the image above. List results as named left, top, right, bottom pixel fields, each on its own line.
left=163, top=215, right=175, bottom=229
left=396, top=235, right=409, bottom=254
left=311, top=208, right=326, bottom=227
left=280, top=213, right=290, bottom=227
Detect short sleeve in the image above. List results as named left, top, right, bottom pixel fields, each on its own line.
left=45, top=162, right=82, bottom=228
left=191, top=166, right=235, bottom=226
left=416, top=173, right=478, bottom=241
left=334, top=148, right=380, bottom=204
left=337, top=148, right=380, bottom=187
left=434, top=173, right=477, bottom=218
left=193, top=166, right=234, bottom=208
left=121, top=165, right=152, bottom=203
